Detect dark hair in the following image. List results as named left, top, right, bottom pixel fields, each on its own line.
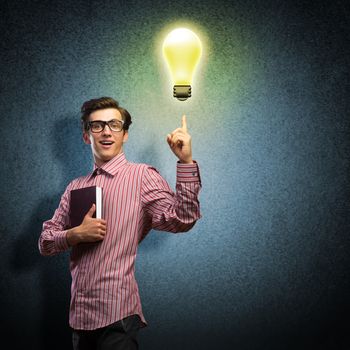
left=81, top=97, right=132, bottom=131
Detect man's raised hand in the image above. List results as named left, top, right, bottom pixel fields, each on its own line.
left=166, top=115, right=193, bottom=164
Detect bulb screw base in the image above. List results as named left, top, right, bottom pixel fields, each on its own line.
left=173, top=85, right=191, bottom=101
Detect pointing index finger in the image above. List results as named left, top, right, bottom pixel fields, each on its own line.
left=182, top=115, right=188, bottom=132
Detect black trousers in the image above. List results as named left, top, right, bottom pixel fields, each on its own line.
left=72, top=315, right=141, bottom=350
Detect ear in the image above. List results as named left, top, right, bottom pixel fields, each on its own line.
left=83, top=131, right=91, bottom=145
left=123, top=131, right=129, bottom=143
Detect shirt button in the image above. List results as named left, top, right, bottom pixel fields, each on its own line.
left=192, top=172, right=197, bottom=176
left=96, top=169, right=102, bottom=175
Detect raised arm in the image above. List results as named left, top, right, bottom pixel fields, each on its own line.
left=141, top=164, right=201, bottom=233
left=141, top=115, right=201, bottom=233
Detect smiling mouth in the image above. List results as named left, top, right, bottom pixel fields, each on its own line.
left=99, top=141, right=114, bottom=145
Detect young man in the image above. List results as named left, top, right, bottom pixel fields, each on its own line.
left=38, top=97, right=201, bottom=350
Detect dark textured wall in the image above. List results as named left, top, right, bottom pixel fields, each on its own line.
left=1, top=0, right=349, bottom=349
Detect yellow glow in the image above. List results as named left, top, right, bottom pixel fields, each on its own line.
left=162, top=28, right=202, bottom=86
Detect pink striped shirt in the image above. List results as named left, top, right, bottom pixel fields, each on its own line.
left=38, top=152, right=201, bottom=330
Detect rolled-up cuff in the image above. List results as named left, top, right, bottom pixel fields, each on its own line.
left=55, top=230, right=70, bottom=251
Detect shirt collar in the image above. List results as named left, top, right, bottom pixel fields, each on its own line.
left=88, top=152, right=128, bottom=180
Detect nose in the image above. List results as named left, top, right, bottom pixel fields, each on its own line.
left=101, top=123, right=112, bottom=135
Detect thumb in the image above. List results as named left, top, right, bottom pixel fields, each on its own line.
left=86, top=204, right=96, bottom=218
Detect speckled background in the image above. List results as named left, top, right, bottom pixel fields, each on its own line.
left=1, top=0, right=349, bottom=349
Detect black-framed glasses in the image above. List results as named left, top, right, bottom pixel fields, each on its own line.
left=88, top=119, right=124, bottom=133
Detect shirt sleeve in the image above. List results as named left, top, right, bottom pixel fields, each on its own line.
left=141, top=162, right=202, bottom=233
left=38, top=182, right=72, bottom=256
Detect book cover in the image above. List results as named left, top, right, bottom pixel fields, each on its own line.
left=69, top=186, right=103, bottom=228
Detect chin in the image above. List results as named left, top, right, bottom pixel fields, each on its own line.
left=94, top=148, right=121, bottom=164
left=101, top=151, right=119, bottom=161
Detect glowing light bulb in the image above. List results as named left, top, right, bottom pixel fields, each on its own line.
left=162, top=27, right=202, bottom=101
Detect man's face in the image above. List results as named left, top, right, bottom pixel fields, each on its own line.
left=83, top=108, right=128, bottom=167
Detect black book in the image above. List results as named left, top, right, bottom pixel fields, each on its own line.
left=69, top=186, right=103, bottom=228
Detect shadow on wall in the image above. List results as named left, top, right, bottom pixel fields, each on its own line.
left=11, top=194, right=72, bottom=350
left=10, top=115, right=86, bottom=350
